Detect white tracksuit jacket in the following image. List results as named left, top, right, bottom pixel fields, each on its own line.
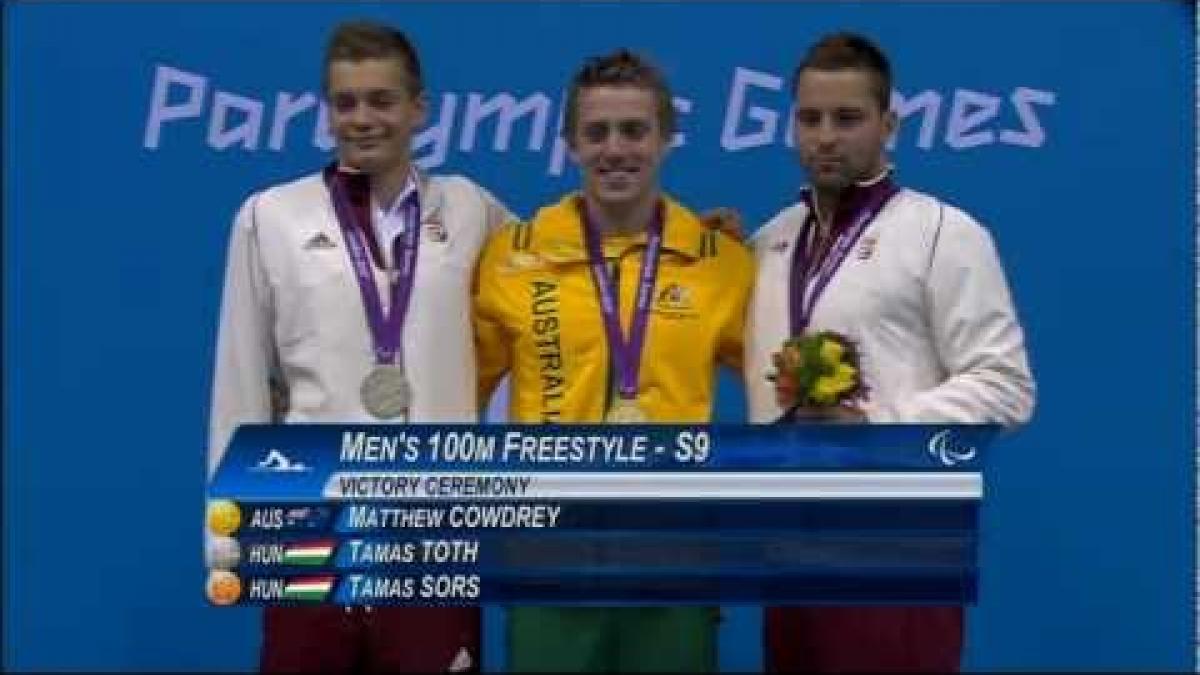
left=745, top=186, right=1036, bottom=425
left=208, top=170, right=511, bottom=477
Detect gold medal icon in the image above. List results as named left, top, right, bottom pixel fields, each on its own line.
left=207, top=569, right=242, bottom=606
left=207, top=500, right=242, bottom=536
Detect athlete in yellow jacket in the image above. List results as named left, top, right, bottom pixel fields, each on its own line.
left=475, top=193, right=750, bottom=423
left=472, top=50, right=752, bottom=672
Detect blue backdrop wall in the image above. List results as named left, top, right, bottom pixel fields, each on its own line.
left=3, top=1, right=1195, bottom=671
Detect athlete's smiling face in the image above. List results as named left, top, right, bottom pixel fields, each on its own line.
left=569, top=85, right=670, bottom=214
left=327, top=57, right=427, bottom=175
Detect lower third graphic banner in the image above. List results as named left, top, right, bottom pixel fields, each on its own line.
left=205, top=424, right=991, bottom=606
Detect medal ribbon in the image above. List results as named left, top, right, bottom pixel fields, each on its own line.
left=790, top=178, right=899, bottom=334
left=327, top=171, right=422, bottom=364
left=581, top=201, right=665, bottom=401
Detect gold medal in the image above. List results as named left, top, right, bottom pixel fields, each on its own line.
left=605, top=398, right=648, bottom=424
left=207, top=500, right=242, bottom=537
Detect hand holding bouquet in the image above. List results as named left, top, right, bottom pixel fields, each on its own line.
left=767, top=330, right=868, bottom=422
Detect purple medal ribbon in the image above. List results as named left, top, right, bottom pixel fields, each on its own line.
left=581, top=202, right=665, bottom=401
left=790, top=177, right=899, bottom=334
left=327, top=171, right=422, bottom=365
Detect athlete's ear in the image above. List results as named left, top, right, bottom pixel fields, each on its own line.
left=882, top=108, right=897, bottom=144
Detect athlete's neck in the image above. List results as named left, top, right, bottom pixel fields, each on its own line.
left=370, top=160, right=413, bottom=208
left=813, top=189, right=840, bottom=233
left=813, top=163, right=891, bottom=232
left=583, top=191, right=660, bottom=237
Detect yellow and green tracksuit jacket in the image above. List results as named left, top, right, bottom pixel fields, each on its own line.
left=473, top=192, right=753, bottom=422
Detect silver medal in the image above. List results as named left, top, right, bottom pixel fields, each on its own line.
left=360, top=365, right=412, bottom=419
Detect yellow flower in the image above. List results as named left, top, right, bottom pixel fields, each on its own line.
left=833, top=363, right=857, bottom=387
left=811, top=363, right=858, bottom=405
left=819, top=338, right=845, bottom=367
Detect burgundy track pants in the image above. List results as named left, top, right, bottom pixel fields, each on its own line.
left=765, top=606, right=964, bottom=673
left=260, top=606, right=480, bottom=673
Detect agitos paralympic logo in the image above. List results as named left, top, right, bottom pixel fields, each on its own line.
left=142, top=63, right=1057, bottom=175
left=926, top=429, right=978, bottom=467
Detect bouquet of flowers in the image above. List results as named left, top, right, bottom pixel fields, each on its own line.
left=767, top=330, right=868, bottom=420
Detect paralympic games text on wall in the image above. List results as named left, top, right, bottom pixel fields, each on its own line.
left=142, top=64, right=1056, bottom=176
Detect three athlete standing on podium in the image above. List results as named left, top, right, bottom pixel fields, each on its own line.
left=209, top=19, right=1033, bottom=675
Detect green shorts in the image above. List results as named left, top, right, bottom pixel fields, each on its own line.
left=507, top=606, right=718, bottom=672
